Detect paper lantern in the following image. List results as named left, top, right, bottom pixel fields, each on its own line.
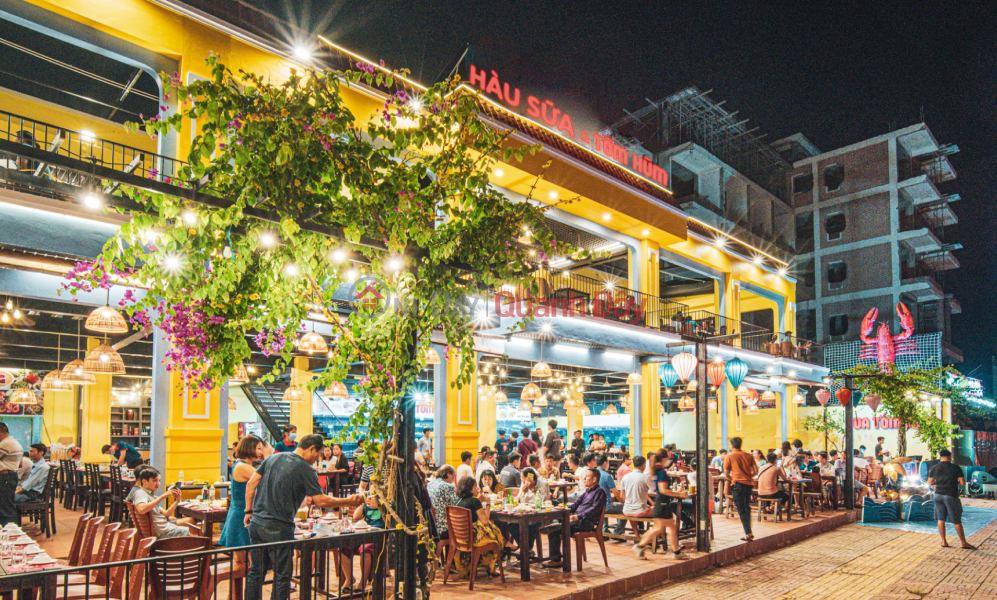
left=672, top=352, right=697, bottom=382
left=792, top=393, right=806, bottom=405
left=740, top=387, right=759, bottom=406
left=707, top=361, right=727, bottom=388
left=40, top=370, right=71, bottom=392
left=865, top=393, right=882, bottom=412
left=82, top=343, right=126, bottom=375
left=85, top=305, right=130, bottom=334
left=657, top=363, right=680, bottom=389
left=283, top=384, right=307, bottom=402
left=325, top=381, right=349, bottom=399
left=521, top=383, right=541, bottom=401
left=815, top=389, right=832, bottom=407
left=724, top=358, right=748, bottom=389
left=298, top=331, right=329, bottom=355
left=424, top=347, right=441, bottom=365
left=836, top=388, right=852, bottom=406
left=531, top=361, right=552, bottom=378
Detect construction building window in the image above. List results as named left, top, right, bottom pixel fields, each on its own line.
left=829, top=314, right=849, bottom=337
left=825, top=213, right=847, bottom=241
left=827, top=261, right=847, bottom=289
left=800, top=259, right=815, bottom=288
left=795, top=213, right=814, bottom=253
left=793, top=173, right=814, bottom=194
left=824, top=164, right=845, bottom=192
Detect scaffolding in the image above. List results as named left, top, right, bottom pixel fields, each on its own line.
left=601, top=87, right=791, bottom=197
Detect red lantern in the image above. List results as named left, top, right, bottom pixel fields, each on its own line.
left=836, top=388, right=852, bottom=406
left=707, top=361, right=727, bottom=388
left=815, top=389, right=831, bottom=407
left=865, top=393, right=882, bottom=412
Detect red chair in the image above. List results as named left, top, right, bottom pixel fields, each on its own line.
left=442, top=506, right=504, bottom=591
left=573, top=505, right=608, bottom=571
left=61, top=513, right=93, bottom=567
left=59, top=528, right=137, bottom=600
left=149, top=536, right=213, bottom=600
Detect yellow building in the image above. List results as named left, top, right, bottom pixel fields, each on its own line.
left=0, top=0, right=827, bottom=475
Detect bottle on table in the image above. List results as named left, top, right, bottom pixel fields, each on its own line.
left=201, top=485, right=209, bottom=501
left=209, top=484, right=216, bottom=501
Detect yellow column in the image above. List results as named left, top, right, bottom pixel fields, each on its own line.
left=478, top=389, right=496, bottom=452
left=788, top=384, right=799, bottom=436
left=635, top=362, right=663, bottom=452
left=566, top=393, right=583, bottom=443
left=42, top=388, right=77, bottom=446
left=445, top=352, right=479, bottom=468
left=80, top=338, right=112, bottom=463
left=290, top=356, right=314, bottom=437
left=161, top=369, right=224, bottom=484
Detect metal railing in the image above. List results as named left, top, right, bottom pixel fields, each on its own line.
left=537, top=269, right=688, bottom=328
left=0, top=109, right=184, bottom=191
left=0, top=528, right=396, bottom=600
left=739, top=330, right=825, bottom=366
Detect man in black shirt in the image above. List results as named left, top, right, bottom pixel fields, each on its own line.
left=927, top=449, right=974, bottom=549
left=874, top=437, right=885, bottom=462
left=570, top=430, right=586, bottom=457
left=542, top=420, right=563, bottom=464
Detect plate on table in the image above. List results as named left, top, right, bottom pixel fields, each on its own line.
left=24, top=546, right=44, bottom=555
left=14, top=536, right=34, bottom=545
left=28, top=555, right=56, bottom=566
left=353, top=522, right=370, bottom=530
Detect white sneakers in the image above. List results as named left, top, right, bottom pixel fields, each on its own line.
left=632, top=544, right=647, bottom=560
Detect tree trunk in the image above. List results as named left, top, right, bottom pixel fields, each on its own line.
left=897, top=419, right=908, bottom=457
left=394, top=335, right=420, bottom=600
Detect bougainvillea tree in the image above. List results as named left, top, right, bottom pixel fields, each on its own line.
left=65, top=56, right=592, bottom=594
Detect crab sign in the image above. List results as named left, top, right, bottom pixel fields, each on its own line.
left=859, top=303, right=918, bottom=371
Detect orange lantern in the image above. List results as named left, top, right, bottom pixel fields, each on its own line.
left=836, top=387, right=852, bottom=406
left=707, top=361, right=727, bottom=388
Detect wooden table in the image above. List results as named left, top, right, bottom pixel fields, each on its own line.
left=782, top=479, right=808, bottom=520
left=176, top=503, right=230, bottom=539
left=490, top=506, right=571, bottom=581
left=0, top=533, right=58, bottom=599
left=547, top=481, right=576, bottom=503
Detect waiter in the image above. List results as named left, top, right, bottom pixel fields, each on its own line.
left=0, top=422, right=24, bottom=525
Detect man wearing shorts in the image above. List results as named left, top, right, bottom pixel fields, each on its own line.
left=927, top=449, right=974, bottom=549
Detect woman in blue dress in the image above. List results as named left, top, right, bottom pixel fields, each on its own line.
left=219, top=435, right=263, bottom=551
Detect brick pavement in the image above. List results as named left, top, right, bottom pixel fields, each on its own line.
left=638, top=499, right=997, bottom=600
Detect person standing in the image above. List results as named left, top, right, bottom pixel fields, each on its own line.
left=494, top=430, right=511, bottom=457
left=0, top=422, right=23, bottom=525
left=723, top=436, right=758, bottom=542
left=219, top=436, right=264, bottom=550
left=102, top=441, right=144, bottom=469
left=541, top=420, right=563, bottom=463
left=633, top=449, right=688, bottom=559
left=417, top=428, right=433, bottom=458
left=273, top=424, right=297, bottom=453
left=928, top=449, right=974, bottom=549
left=244, top=434, right=363, bottom=600
left=875, top=437, right=886, bottom=462
left=14, top=443, right=49, bottom=506
left=517, top=428, right=538, bottom=457
left=570, top=430, right=586, bottom=457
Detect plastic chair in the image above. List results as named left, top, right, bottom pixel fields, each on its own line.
left=573, top=505, right=608, bottom=571
left=442, top=506, right=504, bottom=591
left=149, top=536, right=213, bottom=600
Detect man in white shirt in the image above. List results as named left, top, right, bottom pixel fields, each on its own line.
left=0, top=423, right=24, bottom=525
left=416, top=428, right=433, bottom=458
left=455, top=451, right=474, bottom=484
left=621, top=456, right=652, bottom=536
left=474, top=449, right=497, bottom=480
left=851, top=449, right=871, bottom=501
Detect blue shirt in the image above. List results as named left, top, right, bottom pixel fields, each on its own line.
left=597, top=467, right=616, bottom=506
left=112, top=442, right=143, bottom=464
left=274, top=440, right=297, bottom=453
left=21, top=459, right=49, bottom=495
left=711, top=455, right=724, bottom=469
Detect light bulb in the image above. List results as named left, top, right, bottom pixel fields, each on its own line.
left=99, top=353, right=110, bottom=363
left=331, top=249, right=346, bottom=263
left=182, top=211, right=197, bottom=225
left=293, top=46, right=311, bottom=61
left=259, top=232, right=276, bottom=247
left=4, top=300, right=10, bottom=311
left=163, top=255, right=182, bottom=272
left=494, top=168, right=504, bottom=177
left=12, top=309, right=20, bottom=319
left=387, top=257, right=403, bottom=272
left=346, top=269, right=359, bottom=281
left=407, top=98, right=423, bottom=112
left=0, top=312, right=8, bottom=323
left=284, top=264, right=299, bottom=277
left=84, top=194, right=101, bottom=209
left=548, top=191, right=558, bottom=200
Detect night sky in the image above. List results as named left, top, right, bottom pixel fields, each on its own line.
left=269, top=1, right=997, bottom=391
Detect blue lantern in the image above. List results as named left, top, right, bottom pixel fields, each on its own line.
left=657, top=363, right=679, bottom=389
left=724, top=358, right=748, bottom=389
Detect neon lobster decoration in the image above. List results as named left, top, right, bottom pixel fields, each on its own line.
left=859, top=303, right=918, bottom=372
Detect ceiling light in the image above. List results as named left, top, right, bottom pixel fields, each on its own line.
left=714, top=237, right=727, bottom=249
left=778, top=267, right=788, bottom=277
left=548, top=191, right=558, bottom=200
left=4, top=300, right=11, bottom=311
left=163, top=255, right=183, bottom=272
left=604, top=281, right=615, bottom=291
left=540, top=322, right=553, bottom=333
left=752, top=255, right=762, bottom=266
left=2, top=312, right=10, bottom=323
left=181, top=211, right=197, bottom=225
left=11, top=309, right=20, bottom=320
left=641, top=229, right=650, bottom=236
left=602, top=213, right=611, bottom=221
left=80, top=130, right=96, bottom=142
left=298, top=331, right=329, bottom=355
left=83, top=193, right=101, bottom=209
left=493, top=168, right=504, bottom=177
left=407, top=97, right=423, bottom=112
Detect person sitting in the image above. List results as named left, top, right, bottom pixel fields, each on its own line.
left=102, top=441, right=145, bottom=470
left=751, top=449, right=767, bottom=468
left=616, top=454, right=633, bottom=482
left=477, top=470, right=505, bottom=498
left=711, top=449, right=727, bottom=469
left=455, top=451, right=474, bottom=484
left=14, top=444, right=49, bottom=506
left=474, top=450, right=497, bottom=480
left=126, top=466, right=196, bottom=538
left=621, top=455, right=652, bottom=535
left=337, top=493, right=387, bottom=593
left=427, top=465, right=458, bottom=541
left=498, top=452, right=522, bottom=489
left=453, top=475, right=505, bottom=578
left=538, top=454, right=558, bottom=480
left=541, top=469, right=607, bottom=568
left=595, top=454, right=626, bottom=534
left=758, top=452, right=792, bottom=512
left=517, top=467, right=550, bottom=504
left=783, top=454, right=804, bottom=480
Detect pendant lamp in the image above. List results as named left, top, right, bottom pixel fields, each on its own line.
left=761, top=390, right=777, bottom=403
left=532, top=336, right=552, bottom=378
left=562, top=396, right=579, bottom=409
left=672, top=351, right=697, bottom=382
left=685, top=380, right=697, bottom=392
left=707, top=360, right=727, bottom=388
left=142, top=379, right=152, bottom=397
left=517, top=398, right=533, bottom=411
left=724, top=357, right=748, bottom=389
left=531, top=405, right=542, bottom=415
left=626, top=356, right=643, bottom=385
left=85, top=304, right=129, bottom=334
left=63, top=321, right=96, bottom=385
left=83, top=343, right=126, bottom=375
left=865, top=393, right=882, bottom=412
left=578, top=403, right=591, bottom=416
left=283, top=384, right=307, bottom=402
left=41, top=334, right=71, bottom=391
left=657, top=363, right=679, bottom=389
left=815, top=388, right=831, bottom=407
left=228, top=397, right=237, bottom=410
left=745, top=404, right=759, bottom=415
left=601, top=404, right=618, bottom=415
left=494, top=390, right=508, bottom=403
left=230, top=364, right=250, bottom=383
left=708, top=397, right=718, bottom=411
left=325, top=381, right=349, bottom=399
left=792, top=393, right=806, bottom=405
left=521, top=382, right=542, bottom=401
left=534, top=394, right=549, bottom=407
left=298, top=330, right=329, bottom=355
left=425, top=347, right=441, bottom=365
left=836, top=388, right=852, bottom=406
left=8, top=387, right=38, bottom=405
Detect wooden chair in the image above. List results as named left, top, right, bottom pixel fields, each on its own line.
left=149, top=536, right=213, bottom=600
left=84, top=464, right=110, bottom=516
left=61, top=460, right=85, bottom=510
left=92, top=523, right=123, bottom=585
left=58, top=528, right=137, bottom=600
left=804, top=472, right=826, bottom=514
left=757, top=497, right=785, bottom=521
left=572, top=505, right=608, bottom=571
left=868, top=464, right=884, bottom=498
left=16, top=468, right=59, bottom=537
left=442, top=506, right=504, bottom=591
left=109, top=466, right=125, bottom=523
left=125, top=538, right=157, bottom=600
left=61, top=513, right=93, bottom=567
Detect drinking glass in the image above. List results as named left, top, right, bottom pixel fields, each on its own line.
left=11, top=547, right=25, bottom=570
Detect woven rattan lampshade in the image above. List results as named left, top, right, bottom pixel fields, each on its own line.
left=533, top=394, right=548, bottom=407
left=298, top=331, right=329, bottom=355
left=8, top=387, right=38, bottom=405
left=141, top=379, right=152, bottom=397
left=283, top=384, right=306, bottom=402
left=228, top=397, right=237, bottom=410
left=494, top=391, right=508, bottom=403
left=521, top=383, right=541, bottom=401
left=40, top=370, right=71, bottom=391
left=626, top=370, right=644, bottom=385
left=230, top=364, right=250, bottom=383
left=745, top=404, right=759, bottom=415
left=85, top=305, right=129, bottom=334
left=562, top=396, right=579, bottom=409
left=531, top=361, right=552, bottom=378
left=600, top=404, right=618, bottom=415
left=425, top=347, right=441, bottom=365
left=530, top=405, right=542, bottom=414
left=324, top=381, right=349, bottom=399
left=83, top=343, right=126, bottom=375
left=62, top=359, right=96, bottom=385
left=578, top=403, right=591, bottom=416
left=517, top=398, right=532, bottom=411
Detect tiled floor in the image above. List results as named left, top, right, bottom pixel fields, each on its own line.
left=25, top=500, right=850, bottom=600
left=637, top=498, right=997, bottom=600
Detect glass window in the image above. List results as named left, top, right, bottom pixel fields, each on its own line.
left=827, top=261, right=847, bottom=289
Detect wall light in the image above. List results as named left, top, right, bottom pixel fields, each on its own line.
left=493, top=168, right=504, bottom=177
left=83, top=193, right=101, bottom=209
left=548, top=190, right=558, bottom=200
left=602, top=213, right=611, bottom=221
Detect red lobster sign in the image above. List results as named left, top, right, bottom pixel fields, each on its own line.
left=859, top=303, right=918, bottom=372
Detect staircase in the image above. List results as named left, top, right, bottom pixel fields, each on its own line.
left=243, top=380, right=292, bottom=443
